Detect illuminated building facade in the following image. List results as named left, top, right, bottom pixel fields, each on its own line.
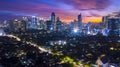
left=9, top=19, right=27, bottom=32
left=30, top=16, right=37, bottom=29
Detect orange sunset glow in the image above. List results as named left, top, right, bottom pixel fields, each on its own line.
left=59, top=16, right=102, bottom=23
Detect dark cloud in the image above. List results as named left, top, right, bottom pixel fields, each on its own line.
left=86, top=16, right=93, bottom=17
left=89, top=13, right=101, bottom=17
left=112, top=11, right=120, bottom=15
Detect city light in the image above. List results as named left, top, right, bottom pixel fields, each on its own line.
left=58, top=40, right=62, bottom=45
left=0, top=29, right=6, bottom=36
left=87, top=31, right=90, bottom=34
left=73, top=28, right=78, bottom=33
left=50, top=27, right=53, bottom=30
left=61, top=41, right=67, bottom=45
left=0, top=0, right=120, bottom=66
left=110, top=65, right=116, bottom=67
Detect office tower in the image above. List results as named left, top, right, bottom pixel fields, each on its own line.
left=74, top=20, right=78, bottom=29
left=107, top=17, right=120, bottom=36
left=102, top=16, right=108, bottom=23
left=21, top=17, right=28, bottom=31
left=56, top=17, right=60, bottom=22
left=0, top=28, right=5, bottom=36
left=9, top=19, right=27, bottom=32
left=78, top=14, right=82, bottom=29
left=9, top=20, right=14, bottom=32
left=31, top=16, right=37, bottom=29
left=3, top=20, right=8, bottom=27
left=56, top=17, right=64, bottom=31
left=38, top=17, right=45, bottom=30
left=43, top=22, right=47, bottom=30
left=21, top=21, right=27, bottom=31
left=46, top=20, right=53, bottom=31
left=9, top=19, right=18, bottom=32
left=72, top=19, right=79, bottom=33
left=51, top=12, right=56, bottom=31
left=102, top=16, right=109, bottom=28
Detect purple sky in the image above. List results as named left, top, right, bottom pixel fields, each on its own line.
left=0, top=0, right=120, bottom=23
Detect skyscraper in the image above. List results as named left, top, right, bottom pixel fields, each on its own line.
left=56, top=17, right=60, bottom=22
left=102, top=16, right=108, bottom=23
left=22, top=17, right=28, bottom=31
left=107, top=17, right=120, bottom=36
left=74, top=20, right=78, bottom=30
left=102, top=16, right=108, bottom=28
left=9, top=19, right=18, bottom=32
left=56, top=17, right=64, bottom=31
left=51, top=12, right=56, bottom=31
left=31, top=16, right=37, bottom=29
left=78, top=14, right=82, bottom=30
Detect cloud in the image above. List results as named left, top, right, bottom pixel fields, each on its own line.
left=56, top=0, right=111, bottom=11
left=0, top=0, right=112, bottom=23
left=89, top=13, right=101, bottom=17
left=112, top=11, right=120, bottom=15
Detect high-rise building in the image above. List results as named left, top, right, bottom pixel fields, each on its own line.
left=30, top=16, right=37, bottom=29
left=56, top=17, right=60, bottom=22
left=107, top=17, right=120, bottom=36
left=51, top=12, right=56, bottom=31
left=22, top=17, right=28, bottom=31
left=102, top=16, right=108, bottom=28
left=46, top=20, right=53, bottom=31
left=9, top=19, right=18, bottom=32
left=37, top=17, right=46, bottom=30
left=56, top=17, right=64, bottom=31
left=0, top=28, right=6, bottom=36
left=9, top=20, right=14, bottom=32
left=3, top=20, right=8, bottom=27
left=74, top=20, right=78, bottom=29
left=78, top=14, right=82, bottom=29
left=9, top=18, right=28, bottom=32
left=102, top=16, right=108, bottom=23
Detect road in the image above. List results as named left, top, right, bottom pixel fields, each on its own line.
left=6, top=34, right=51, bottom=53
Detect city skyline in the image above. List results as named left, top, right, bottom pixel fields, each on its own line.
left=0, top=0, right=120, bottom=23
left=0, top=0, right=120, bottom=66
